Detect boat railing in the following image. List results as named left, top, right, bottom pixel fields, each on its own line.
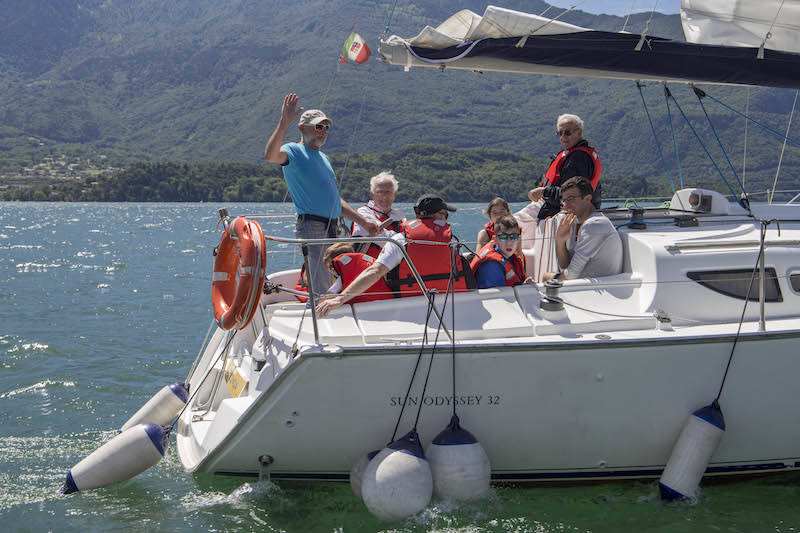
left=261, top=234, right=456, bottom=345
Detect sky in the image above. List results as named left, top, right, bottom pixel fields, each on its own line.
left=550, top=0, right=681, bottom=16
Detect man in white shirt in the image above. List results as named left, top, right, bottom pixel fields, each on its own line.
left=542, top=176, right=622, bottom=281
left=351, top=171, right=406, bottom=256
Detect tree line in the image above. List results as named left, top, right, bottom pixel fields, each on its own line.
left=0, top=144, right=674, bottom=203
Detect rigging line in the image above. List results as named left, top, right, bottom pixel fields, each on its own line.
left=663, top=85, right=685, bottom=189
left=383, top=0, right=400, bottom=36
left=769, top=89, right=799, bottom=204
left=636, top=82, right=677, bottom=195
left=170, top=329, right=238, bottom=429
left=713, top=221, right=771, bottom=403
left=666, top=85, right=741, bottom=202
left=621, top=0, right=636, bottom=32
left=693, top=87, right=750, bottom=207
left=185, top=319, right=217, bottom=384
left=704, top=93, right=800, bottom=149
left=450, top=245, right=459, bottom=418
left=758, top=0, right=787, bottom=58
left=412, top=264, right=456, bottom=431
left=390, top=294, right=436, bottom=443
left=742, top=88, right=750, bottom=188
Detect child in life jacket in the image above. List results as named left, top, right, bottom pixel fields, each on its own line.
left=323, top=242, right=394, bottom=302
left=470, top=215, right=526, bottom=288
left=476, top=198, right=511, bottom=250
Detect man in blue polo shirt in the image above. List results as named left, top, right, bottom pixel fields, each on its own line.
left=265, top=93, right=377, bottom=296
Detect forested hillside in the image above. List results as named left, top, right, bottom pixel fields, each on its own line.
left=0, top=144, right=676, bottom=203
left=1, top=0, right=798, bottom=199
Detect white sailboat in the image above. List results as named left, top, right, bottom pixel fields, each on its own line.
left=175, top=2, right=800, bottom=486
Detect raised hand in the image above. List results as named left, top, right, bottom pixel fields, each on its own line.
left=556, top=213, right=576, bottom=242
left=281, top=93, right=303, bottom=124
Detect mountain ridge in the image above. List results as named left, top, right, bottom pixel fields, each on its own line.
left=0, top=0, right=797, bottom=197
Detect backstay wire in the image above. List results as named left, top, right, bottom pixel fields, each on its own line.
left=769, top=89, right=799, bottom=204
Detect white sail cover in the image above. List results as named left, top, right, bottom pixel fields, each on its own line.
left=681, top=0, right=800, bottom=53
left=379, top=4, right=800, bottom=89
left=400, top=5, right=587, bottom=49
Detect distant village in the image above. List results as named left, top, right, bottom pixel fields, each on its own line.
left=0, top=146, right=122, bottom=194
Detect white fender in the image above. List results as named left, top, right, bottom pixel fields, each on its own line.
left=426, top=414, right=491, bottom=501
left=120, top=382, right=188, bottom=432
left=659, top=402, right=725, bottom=500
left=349, top=450, right=379, bottom=500
left=361, top=430, right=432, bottom=521
left=61, top=423, right=170, bottom=494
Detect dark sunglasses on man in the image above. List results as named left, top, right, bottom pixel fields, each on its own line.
left=314, top=124, right=330, bottom=131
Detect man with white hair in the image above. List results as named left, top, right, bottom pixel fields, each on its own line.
left=351, top=171, right=406, bottom=258
left=532, top=113, right=602, bottom=219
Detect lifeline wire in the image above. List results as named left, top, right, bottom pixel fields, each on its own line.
left=713, top=220, right=774, bottom=403
left=390, top=294, right=436, bottom=443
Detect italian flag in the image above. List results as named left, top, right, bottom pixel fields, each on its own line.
left=341, top=32, right=371, bottom=64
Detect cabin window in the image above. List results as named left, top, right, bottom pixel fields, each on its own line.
left=687, top=268, right=782, bottom=302
left=790, top=273, right=800, bottom=293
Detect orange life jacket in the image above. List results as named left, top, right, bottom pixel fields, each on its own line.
left=351, top=205, right=404, bottom=258
left=294, top=264, right=308, bottom=303
left=469, top=243, right=525, bottom=287
left=483, top=221, right=495, bottom=240
left=387, top=218, right=474, bottom=297
left=544, top=146, right=602, bottom=190
left=330, top=253, right=393, bottom=303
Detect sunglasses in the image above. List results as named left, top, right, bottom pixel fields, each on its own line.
left=496, top=233, right=519, bottom=241
left=557, top=129, right=574, bottom=137
left=314, top=124, right=330, bottom=131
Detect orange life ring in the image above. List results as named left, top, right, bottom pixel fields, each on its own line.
left=211, top=217, right=266, bottom=330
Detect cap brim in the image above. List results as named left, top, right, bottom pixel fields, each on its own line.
left=444, top=202, right=457, bottom=212
left=308, top=117, right=332, bottom=125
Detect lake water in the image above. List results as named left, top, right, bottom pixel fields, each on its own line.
left=2, top=202, right=800, bottom=532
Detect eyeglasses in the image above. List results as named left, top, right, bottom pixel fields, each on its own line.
left=557, top=129, right=574, bottom=137
left=496, top=233, right=519, bottom=241
left=561, top=194, right=583, bottom=204
left=314, top=124, right=330, bottom=131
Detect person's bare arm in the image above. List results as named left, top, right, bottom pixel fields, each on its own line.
left=316, top=262, right=389, bottom=316
left=476, top=229, right=489, bottom=250
left=555, top=213, right=576, bottom=270
left=264, top=93, right=302, bottom=164
left=341, top=199, right=378, bottom=235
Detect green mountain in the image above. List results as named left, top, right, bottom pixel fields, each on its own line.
left=1, top=0, right=797, bottom=200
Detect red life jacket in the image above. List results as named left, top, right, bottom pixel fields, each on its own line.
left=483, top=221, right=495, bottom=240
left=469, top=243, right=525, bottom=287
left=330, top=253, right=394, bottom=303
left=388, top=218, right=474, bottom=297
left=351, top=205, right=404, bottom=259
left=294, top=264, right=308, bottom=303
left=544, top=146, right=602, bottom=190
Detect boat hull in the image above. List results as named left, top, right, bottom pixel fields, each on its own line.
left=177, top=329, right=800, bottom=482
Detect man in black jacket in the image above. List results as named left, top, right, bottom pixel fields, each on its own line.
left=531, top=113, right=602, bottom=219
